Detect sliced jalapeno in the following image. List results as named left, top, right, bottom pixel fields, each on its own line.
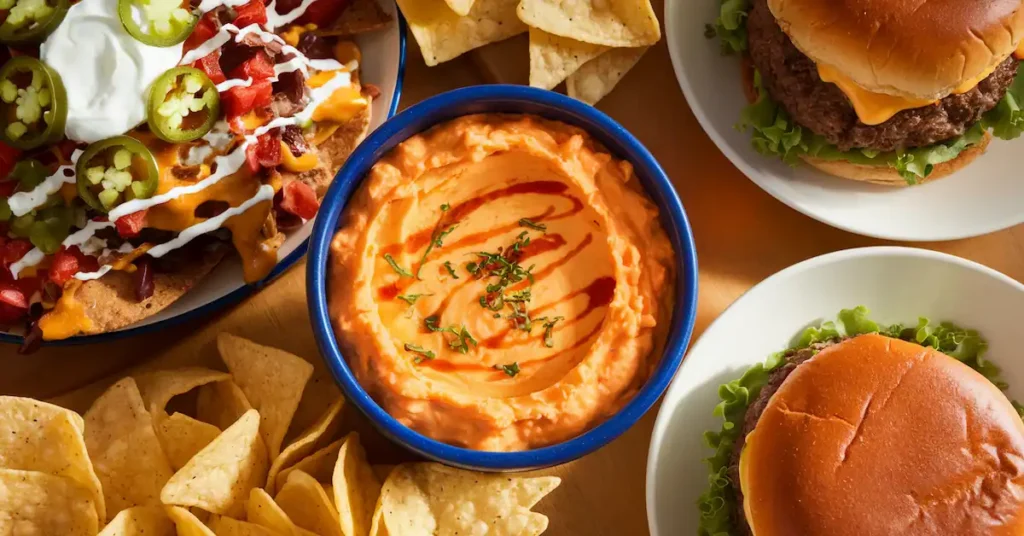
left=10, top=158, right=46, bottom=189
left=0, top=57, right=67, bottom=150
left=28, top=204, right=70, bottom=253
left=76, top=136, right=159, bottom=213
left=0, top=0, right=69, bottom=44
left=118, top=0, right=197, bottom=47
left=147, top=67, right=221, bottom=143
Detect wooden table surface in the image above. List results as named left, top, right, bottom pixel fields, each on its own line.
left=5, top=7, right=1024, bottom=534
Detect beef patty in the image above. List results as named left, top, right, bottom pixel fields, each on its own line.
left=746, top=0, right=1019, bottom=152
left=727, top=339, right=840, bottom=536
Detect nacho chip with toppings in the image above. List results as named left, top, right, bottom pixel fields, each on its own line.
left=166, top=506, right=216, bottom=536
left=134, top=367, right=231, bottom=416
left=196, top=380, right=253, bottom=430
left=0, top=396, right=105, bottom=522
left=275, top=470, right=344, bottom=536
left=97, top=506, right=176, bottom=536
left=161, top=409, right=268, bottom=518
left=397, top=0, right=527, bottom=66
left=528, top=28, right=609, bottom=90
left=567, top=46, right=649, bottom=105
left=155, top=412, right=222, bottom=471
left=374, top=463, right=561, bottom=536
left=0, top=468, right=99, bottom=535
left=333, top=433, right=382, bottom=536
left=267, top=397, right=345, bottom=494
left=217, top=334, right=313, bottom=461
left=85, top=377, right=174, bottom=514
left=516, top=0, right=660, bottom=48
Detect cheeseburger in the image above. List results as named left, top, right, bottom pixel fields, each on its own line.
left=715, top=0, right=1024, bottom=185
left=712, top=333, right=1024, bottom=535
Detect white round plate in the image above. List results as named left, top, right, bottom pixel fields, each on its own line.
left=665, top=0, right=1024, bottom=241
left=646, top=246, right=1024, bottom=535
left=1, top=3, right=405, bottom=346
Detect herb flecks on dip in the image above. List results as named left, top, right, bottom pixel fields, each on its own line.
left=329, top=114, right=676, bottom=451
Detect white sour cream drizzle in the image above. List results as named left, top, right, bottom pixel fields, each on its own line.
left=196, top=0, right=250, bottom=14
left=10, top=220, right=115, bottom=279
left=8, top=150, right=84, bottom=217
left=264, top=0, right=320, bottom=31
left=147, top=184, right=274, bottom=258
left=74, top=243, right=135, bottom=281
left=216, top=78, right=254, bottom=92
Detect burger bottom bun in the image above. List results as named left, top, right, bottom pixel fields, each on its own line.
left=740, top=333, right=1024, bottom=536
left=801, top=133, right=992, bottom=186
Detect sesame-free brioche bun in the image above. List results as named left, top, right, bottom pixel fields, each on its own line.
left=767, top=0, right=1024, bottom=100
left=739, top=334, right=1024, bottom=536
left=800, top=132, right=992, bottom=186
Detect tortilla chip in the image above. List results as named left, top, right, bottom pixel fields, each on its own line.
left=333, top=433, right=382, bottom=536
left=275, top=470, right=343, bottom=536
left=85, top=378, right=175, bottom=514
left=397, top=0, right=527, bottom=66
left=98, top=506, right=176, bottom=536
left=516, top=0, right=660, bottom=48
left=0, top=396, right=105, bottom=522
left=267, top=397, right=344, bottom=494
left=208, top=515, right=279, bottom=536
left=443, top=0, right=474, bottom=16
left=567, top=46, right=648, bottom=105
left=156, top=412, right=223, bottom=471
left=161, top=409, right=269, bottom=518
left=288, top=373, right=343, bottom=440
left=217, top=334, right=314, bottom=461
left=296, top=103, right=372, bottom=199
left=276, top=438, right=343, bottom=491
left=134, top=367, right=231, bottom=416
left=196, top=380, right=253, bottom=430
left=319, top=0, right=392, bottom=36
left=528, top=28, right=609, bottom=90
left=0, top=469, right=99, bottom=535
left=166, top=506, right=216, bottom=536
left=372, top=464, right=396, bottom=482
left=375, top=463, right=560, bottom=536
left=248, top=488, right=321, bottom=536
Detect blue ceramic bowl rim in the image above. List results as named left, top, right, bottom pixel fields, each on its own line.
left=0, top=15, right=408, bottom=347
left=306, top=85, right=700, bottom=470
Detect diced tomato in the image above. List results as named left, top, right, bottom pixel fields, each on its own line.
left=233, top=0, right=268, bottom=28
left=115, top=210, right=147, bottom=238
left=279, top=180, right=319, bottom=220
left=49, top=248, right=78, bottom=286
left=230, top=50, right=275, bottom=81
left=193, top=50, right=227, bottom=85
left=0, top=142, right=21, bottom=182
left=0, top=281, right=28, bottom=310
left=1, top=239, right=32, bottom=267
left=0, top=302, right=25, bottom=324
left=246, top=133, right=282, bottom=172
left=297, top=0, right=351, bottom=26
left=185, top=13, right=221, bottom=52
left=0, top=180, right=16, bottom=197
left=224, top=79, right=273, bottom=119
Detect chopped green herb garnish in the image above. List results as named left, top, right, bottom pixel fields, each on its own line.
left=384, top=254, right=413, bottom=278
left=466, top=261, right=481, bottom=276
left=496, top=362, right=520, bottom=377
left=423, top=316, right=477, bottom=354
left=415, top=204, right=459, bottom=279
left=404, top=343, right=435, bottom=363
left=518, top=218, right=547, bottom=232
left=542, top=317, right=565, bottom=348
left=441, top=203, right=450, bottom=211
left=397, top=293, right=432, bottom=305
left=443, top=261, right=459, bottom=279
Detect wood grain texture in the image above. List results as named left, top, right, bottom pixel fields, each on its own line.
left=4, top=4, right=1024, bottom=533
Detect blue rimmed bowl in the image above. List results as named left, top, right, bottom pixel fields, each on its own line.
left=307, top=85, right=699, bottom=471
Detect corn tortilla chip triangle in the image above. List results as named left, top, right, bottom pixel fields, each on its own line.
left=528, top=28, right=609, bottom=90
left=377, top=463, right=561, bottom=536
left=516, top=0, right=660, bottom=47
left=98, top=506, right=176, bottom=536
left=319, top=0, right=392, bottom=36
left=333, top=433, right=382, bottom=536
left=217, top=333, right=314, bottom=461
left=156, top=412, right=223, bottom=471
left=85, top=377, right=175, bottom=514
left=196, top=380, right=253, bottom=430
left=397, top=0, right=527, bottom=66
left=0, top=396, right=105, bottom=522
left=208, top=515, right=280, bottom=535
left=288, top=373, right=342, bottom=438
left=567, top=46, right=649, bottom=105
left=0, top=468, right=99, bottom=535
left=276, top=437, right=343, bottom=491
left=247, top=488, right=320, bottom=536
left=443, top=0, right=475, bottom=16
left=267, top=397, right=345, bottom=494
left=134, top=368, right=231, bottom=416
left=275, top=470, right=344, bottom=536
left=372, top=464, right=395, bottom=482
left=161, top=409, right=269, bottom=518
left=166, top=506, right=216, bottom=536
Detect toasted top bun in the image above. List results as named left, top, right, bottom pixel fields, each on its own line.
left=739, top=333, right=1024, bottom=536
left=767, top=0, right=1024, bottom=100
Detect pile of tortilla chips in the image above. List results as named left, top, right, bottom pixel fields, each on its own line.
left=396, top=0, right=661, bottom=104
left=0, top=333, right=560, bottom=535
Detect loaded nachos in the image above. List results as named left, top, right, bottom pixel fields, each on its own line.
left=0, top=0, right=391, bottom=346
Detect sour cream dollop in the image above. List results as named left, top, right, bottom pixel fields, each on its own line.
left=40, top=0, right=183, bottom=143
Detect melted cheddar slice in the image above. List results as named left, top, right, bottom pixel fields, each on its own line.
left=818, top=60, right=1002, bottom=125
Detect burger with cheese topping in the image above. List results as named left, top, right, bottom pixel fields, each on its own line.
left=711, top=0, right=1024, bottom=185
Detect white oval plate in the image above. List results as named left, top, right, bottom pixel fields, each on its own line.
left=646, top=246, right=1024, bottom=535
left=1, top=3, right=404, bottom=345
left=665, top=0, right=1024, bottom=241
